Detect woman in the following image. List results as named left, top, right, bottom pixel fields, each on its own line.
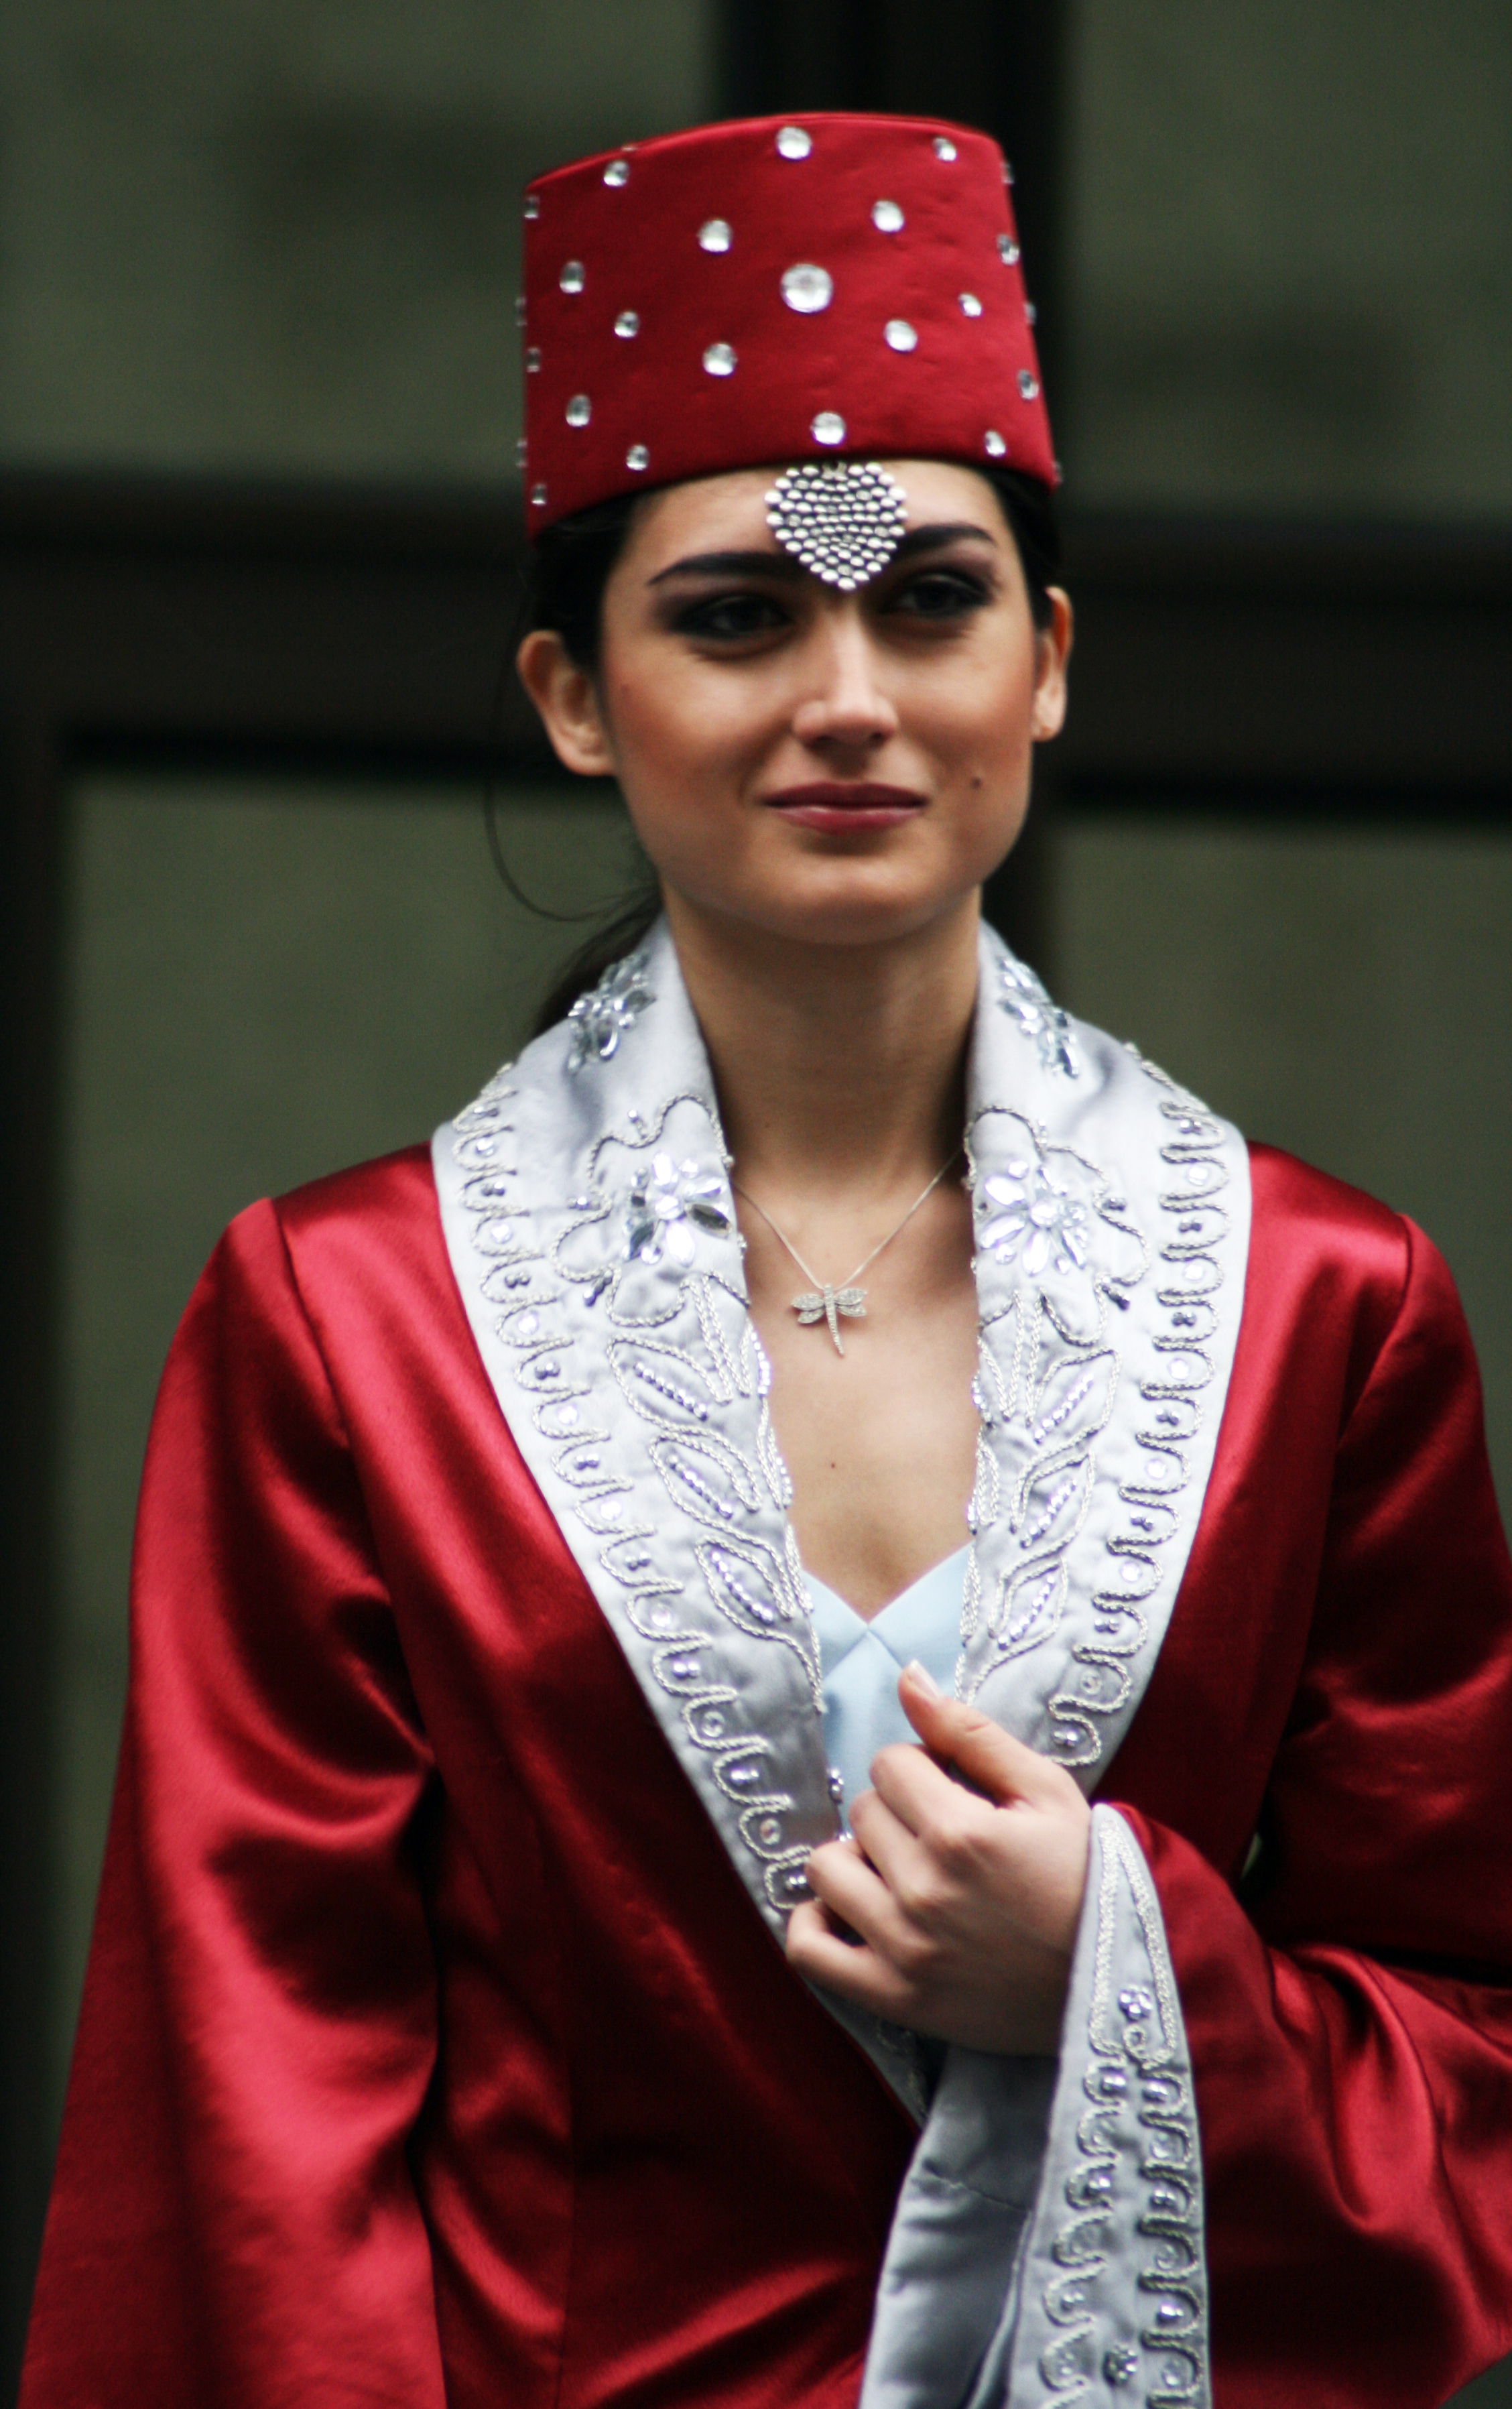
left=22, top=113, right=1512, bottom=2409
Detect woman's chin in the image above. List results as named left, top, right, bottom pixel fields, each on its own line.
left=668, top=868, right=988, bottom=954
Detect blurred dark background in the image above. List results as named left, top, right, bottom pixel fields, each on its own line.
left=2, top=1, right=1509, bottom=2393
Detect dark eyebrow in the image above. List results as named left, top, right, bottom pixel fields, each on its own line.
left=648, top=548, right=805, bottom=586
left=892, top=523, right=999, bottom=560
left=646, top=521, right=999, bottom=588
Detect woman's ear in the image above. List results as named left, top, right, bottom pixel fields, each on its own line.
left=1030, top=589, right=1074, bottom=744
left=515, top=630, right=617, bottom=778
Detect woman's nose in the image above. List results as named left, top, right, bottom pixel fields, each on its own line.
left=790, top=615, right=900, bottom=749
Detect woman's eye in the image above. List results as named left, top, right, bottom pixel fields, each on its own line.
left=888, top=570, right=990, bottom=619
left=672, top=591, right=790, bottom=640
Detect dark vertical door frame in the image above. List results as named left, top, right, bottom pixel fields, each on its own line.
left=0, top=473, right=544, bottom=2388
left=0, top=709, right=64, bottom=2389
left=717, top=0, right=1069, bottom=964
left=716, top=0, right=1066, bottom=387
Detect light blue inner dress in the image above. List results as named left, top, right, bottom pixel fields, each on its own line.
left=806, top=1544, right=970, bottom=1825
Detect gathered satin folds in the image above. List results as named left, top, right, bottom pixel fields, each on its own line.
left=21, top=1142, right=1512, bottom=2408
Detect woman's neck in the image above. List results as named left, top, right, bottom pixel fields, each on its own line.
left=663, top=889, right=980, bottom=1207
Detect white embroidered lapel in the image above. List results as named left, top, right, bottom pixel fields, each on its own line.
left=964, top=946, right=1250, bottom=1764
left=430, top=915, right=1248, bottom=1981
left=432, top=914, right=1235, bottom=2403
left=434, top=921, right=837, bottom=1940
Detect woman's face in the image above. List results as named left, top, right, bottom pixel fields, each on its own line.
left=519, top=458, right=1071, bottom=951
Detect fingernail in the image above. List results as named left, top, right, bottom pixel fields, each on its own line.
left=902, top=1659, right=942, bottom=1700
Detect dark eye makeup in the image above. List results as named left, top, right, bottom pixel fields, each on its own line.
left=663, top=557, right=995, bottom=643
left=668, top=590, right=792, bottom=640
left=885, top=566, right=995, bottom=618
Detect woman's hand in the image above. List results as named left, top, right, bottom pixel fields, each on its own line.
left=785, top=1662, right=1092, bottom=2054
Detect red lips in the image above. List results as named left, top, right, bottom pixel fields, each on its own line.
left=762, top=782, right=927, bottom=833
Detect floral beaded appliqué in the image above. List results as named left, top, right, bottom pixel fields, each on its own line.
left=566, top=946, right=655, bottom=1069
left=623, top=1152, right=736, bottom=1268
left=997, top=953, right=1080, bottom=1077
left=978, top=1155, right=1090, bottom=1278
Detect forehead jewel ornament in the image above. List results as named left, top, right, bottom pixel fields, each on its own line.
left=763, top=460, right=908, bottom=592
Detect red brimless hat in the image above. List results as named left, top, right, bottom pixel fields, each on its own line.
left=518, top=113, right=1055, bottom=532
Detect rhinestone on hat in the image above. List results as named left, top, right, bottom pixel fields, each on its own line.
left=884, top=318, right=918, bottom=353
left=565, top=393, right=591, bottom=427
left=698, top=218, right=733, bottom=253
left=934, top=136, right=958, bottom=161
left=525, top=346, right=541, bottom=372
left=765, top=460, right=907, bottom=591
left=603, top=158, right=629, bottom=187
left=781, top=263, right=833, bottom=314
left=1019, top=369, right=1040, bottom=399
left=560, top=259, right=585, bottom=293
left=983, top=430, right=1007, bottom=457
left=810, top=411, right=846, bottom=446
left=531, top=481, right=548, bottom=507
left=958, top=292, right=983, bottom=317
left=998, top=234, right=1021, bottom=265
left=776, top=125, right=812, bottom=160
left=515, top=437, right=527, bottom=468
left=523, top=195, right=540, bottom=221
left=626, top=444, right=649, bottom=471
left=615, top=310, right=639, bottom=337
left=702, top=342, right=737, bottom=376
left=871, top=198, right=905, bottom=233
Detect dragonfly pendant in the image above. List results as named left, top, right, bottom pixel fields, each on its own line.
left=792, top=1284, right=868, bottom=1355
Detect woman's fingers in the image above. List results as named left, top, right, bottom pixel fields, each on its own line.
left=865, top=1736, right=970, bottom=1839
left=786, top=1846, right=923, bottom=2020
left=783, top=1896, right=916, bottom=2020
left=896, top=1660, right=1086, bottom=1813
left=846, top=1782, right=937, bottom=1895
left=789, top=1680, right=1094, bottom=2050
left=802, top=1831, right=911, bottom=1954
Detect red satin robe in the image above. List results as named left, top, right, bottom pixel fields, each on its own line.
left=20, top=1141, right=1512, bottom=2408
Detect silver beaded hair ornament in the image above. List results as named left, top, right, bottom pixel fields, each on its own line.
left=764, top=460, right=909, bottom=592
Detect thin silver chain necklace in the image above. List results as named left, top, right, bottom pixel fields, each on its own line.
left=731, top=1153, right=960, bottom=1355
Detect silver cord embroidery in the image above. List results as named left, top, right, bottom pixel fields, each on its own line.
left=962, top=1117, right=1147, bottom=1747
left=1039, top=1815, right=1208, bottom=2405
left=450, top=1064, right=822, bottom=1915
left=1047, top=1064, right=1233, bottom=1764
left=962, top=1060, right=1233, bottom=1774
left=444, top=934, right=1243, bottom=1957
left=440, top=931, right=1234, bottom=2396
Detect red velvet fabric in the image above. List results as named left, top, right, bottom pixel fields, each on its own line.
left=519, top=113, right=1054, bottom=529
left=21, top=1141, right=1512, bottom=2406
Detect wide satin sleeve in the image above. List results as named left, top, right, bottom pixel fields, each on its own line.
left=20, top=1200, right=445, bottom=2408
left=1109, top=1173, right=1512, bottom=2409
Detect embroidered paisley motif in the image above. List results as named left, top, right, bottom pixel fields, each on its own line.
left=434, top=922, right=1238, bottom=2409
